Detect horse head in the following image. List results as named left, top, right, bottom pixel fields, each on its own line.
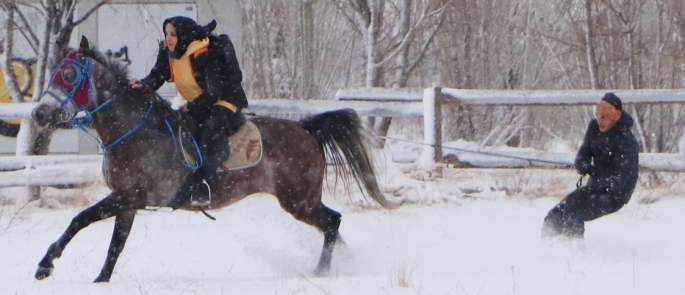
left=33, top=36, right=98, bottom=128
left=33, top=35, right=176, bottom=154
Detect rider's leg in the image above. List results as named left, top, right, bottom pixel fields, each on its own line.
left=192, top=105, right=245, bottom=206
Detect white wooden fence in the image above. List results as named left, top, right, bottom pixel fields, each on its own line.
left=336, top=87, right=685, bottom=170
left=3, top=87, right=685, bottom=188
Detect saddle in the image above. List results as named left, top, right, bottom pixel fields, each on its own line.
left=178, top=121, right=262, bottom=171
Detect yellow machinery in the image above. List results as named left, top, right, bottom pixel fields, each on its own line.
left=0, top=58, right=36, bottom=124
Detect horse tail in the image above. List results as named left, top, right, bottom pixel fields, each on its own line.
left=0, top=119, right=20, bottom=137
left=300, top=108, right=397, bottom=209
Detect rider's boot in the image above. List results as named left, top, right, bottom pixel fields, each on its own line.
left=169, top=171, right=202, bottom=209
left=190, top=175, right=212, bottom=206
left=191, top=144, right=229, bottom=207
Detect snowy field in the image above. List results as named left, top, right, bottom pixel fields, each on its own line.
left=2, top=142, right=685, bottom=295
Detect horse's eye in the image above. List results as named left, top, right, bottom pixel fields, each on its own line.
left=62, top=65, right=78, bottom=84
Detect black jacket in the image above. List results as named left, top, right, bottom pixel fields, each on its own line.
left=142, top=34, right=248, bottom=122
left=574, top=111, right=639, bottom=199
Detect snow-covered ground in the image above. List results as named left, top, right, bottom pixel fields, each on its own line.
left=2, top=140, right=685, bottom=295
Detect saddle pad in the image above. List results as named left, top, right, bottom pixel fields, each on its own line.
left=221, top=121, right=262, bottom=171
left=179, top=121, right=262, bottom=171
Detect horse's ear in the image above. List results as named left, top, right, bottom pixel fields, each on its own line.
left=79, top=36, right=92, bottom=57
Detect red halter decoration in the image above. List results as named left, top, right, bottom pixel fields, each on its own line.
left=46, top=50, right=92, bottom=111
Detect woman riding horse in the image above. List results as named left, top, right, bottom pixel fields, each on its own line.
left=130, top=16, right=246, bottom=207
left=32, top=36, right=393, bottom=283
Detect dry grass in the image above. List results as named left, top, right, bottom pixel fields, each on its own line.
left=388, top=258, right=418, bottom=288
left=0, top=188, right=33, bottom=233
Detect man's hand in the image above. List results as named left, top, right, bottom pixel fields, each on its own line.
left=179, top=104, right=188, bottom=113
left=576, top=164, right=596, bottom=176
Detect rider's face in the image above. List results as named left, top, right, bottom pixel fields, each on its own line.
left=165, top=23, right=178, bottom=51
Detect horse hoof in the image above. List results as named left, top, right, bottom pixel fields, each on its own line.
left=93, top=276, right=110, bottom=283
left=35, top=267, right=53, bottom=280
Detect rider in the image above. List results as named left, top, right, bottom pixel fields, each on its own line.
left=130, top=16, right=248, bottom=207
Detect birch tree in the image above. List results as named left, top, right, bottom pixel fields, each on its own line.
left=0, top=1, right=24, bottom=104
left=333, top=0, right=448, bottom=146
left=0, top=0, right=109, bottom=201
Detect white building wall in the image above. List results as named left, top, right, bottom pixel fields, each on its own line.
left=0, top=0, right=243, bottom=155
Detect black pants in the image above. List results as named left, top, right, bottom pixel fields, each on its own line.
left=196, top=105, right=246, bottom=178
left=542, top=186, right=629, bottom=239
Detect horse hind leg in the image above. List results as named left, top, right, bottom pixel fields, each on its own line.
left=35, top=193, right=131, bottom=281
left=313, top=206, right=342, bottom=276
left=336, top=232, right=346, bottom=245
left=280, top=199, right=342, bottom=276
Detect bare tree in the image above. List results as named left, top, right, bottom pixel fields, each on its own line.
left=234, top=0, right=685, bottom=168
left=332, top=0, right=448, bottom=146
left=0, top=0, right=109, bottom=201
left=0, top=1, right=25, bottom=104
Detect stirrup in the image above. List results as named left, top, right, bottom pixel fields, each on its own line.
left=191, top=180, right=212, bottom=207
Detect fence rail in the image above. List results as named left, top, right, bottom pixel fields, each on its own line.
left=3, top=88, right=685, bottom=188
left=0, top=163, right=101, bottom=187
left=427, top=87, right=685, bottom=164
left=0, top=102, right=38, bottom=119
left=0, top=155, right=102, bottom=171
left=440, top=89, right=685, bottom=106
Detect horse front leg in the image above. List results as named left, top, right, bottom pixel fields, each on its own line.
left=94, top=208, right=136, bottom=283
left=35, top=193, right=129, bottom=280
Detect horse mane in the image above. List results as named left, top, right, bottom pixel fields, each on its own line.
left=88, top=47, right=175, bottom=112
left=89, top=49, right=130, bottom=88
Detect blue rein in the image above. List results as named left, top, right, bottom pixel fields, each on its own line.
left=72, top=100, right=153, bottom=151
left=44, top=55, right=203, bottom=169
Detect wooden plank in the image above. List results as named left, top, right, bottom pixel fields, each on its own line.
left=335, top=88, right=424, bottom=101
left=248, top=99, right=423, bottom=117
left=0, top=163, right=100, bottom=187
left=441, top=89, right=685, bottom=106
left=0, top=155, right=102, bottom=171
left=0, top=102, right=39, bottom=119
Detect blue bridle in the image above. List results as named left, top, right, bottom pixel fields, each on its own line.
left=43, top=56, right=93, bottom=116
left=43, top=55, right=153, bottom=151
left=42, top=54, right=202, bottom=169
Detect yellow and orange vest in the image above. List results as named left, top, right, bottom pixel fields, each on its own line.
left=168, top=38, right=237, bottom=112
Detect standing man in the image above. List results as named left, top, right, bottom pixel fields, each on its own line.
left=542, top=92, right=639, bottom=239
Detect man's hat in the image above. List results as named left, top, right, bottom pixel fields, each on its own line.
left=601, top=92, right=622, bottom=111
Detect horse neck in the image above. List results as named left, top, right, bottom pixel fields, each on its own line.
left=89, top=63, right=155, bottom=147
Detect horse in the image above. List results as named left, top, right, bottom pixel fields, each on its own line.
left=31, top=36, right=393, bottom=283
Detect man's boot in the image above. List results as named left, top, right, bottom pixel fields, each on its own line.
left=541, top=213, right=563, bottom=239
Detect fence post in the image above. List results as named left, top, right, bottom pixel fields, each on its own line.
left=16, top=119, right=41, bottom=202
left=433, top=87, right=442, bottom=162
left=418, top=86, right=442, bottom=165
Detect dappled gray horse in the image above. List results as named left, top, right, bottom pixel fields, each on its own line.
left=31, top=36, right=392, bottom=283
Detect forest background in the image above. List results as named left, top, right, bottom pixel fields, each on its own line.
left=3, top=0, right=685, bottom=165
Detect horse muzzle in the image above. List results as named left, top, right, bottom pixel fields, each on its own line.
left=32, top=104, right=71, bottom=127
